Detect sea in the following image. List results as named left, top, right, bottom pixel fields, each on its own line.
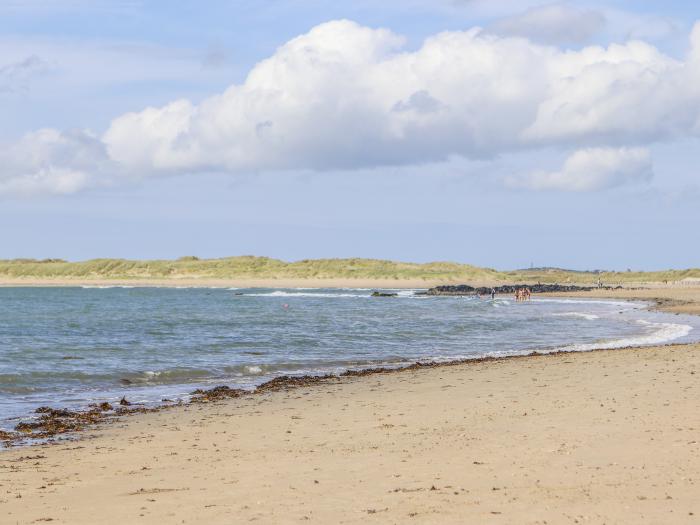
left=1, top=286, right=698, bottom=431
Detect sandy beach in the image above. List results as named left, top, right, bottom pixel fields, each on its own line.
left=2, top=287, right=700, bottom=524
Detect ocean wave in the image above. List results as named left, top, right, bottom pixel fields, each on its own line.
left=552, top=312, right=600, bottom=321
left=532, top=298, right=641, bottom=308
left=558, top=320, right=692, bottom=352
left=241, top=291, right=367, bottom=298
left=239, top=289, right=424, bottom=298
left=80, top=285, right=137, bottom=289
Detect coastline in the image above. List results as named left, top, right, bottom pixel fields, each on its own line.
left=0, top=276, right=694, bottom=290
left=2, top=287, right=699, bottom=523
left=3, top=342, right=699, bottom=523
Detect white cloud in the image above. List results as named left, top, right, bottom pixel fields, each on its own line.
left=0, top=129, right=111, bottom=196
left=4, top=18, right=700, bottom=196
left=507, top=147, right=653, bottom=191
left=488, top=4, right=606, bottom=45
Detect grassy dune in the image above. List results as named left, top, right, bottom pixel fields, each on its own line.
left=0, top=256, right=500, bottom=282
left=0, top=256, right=698, bottom=284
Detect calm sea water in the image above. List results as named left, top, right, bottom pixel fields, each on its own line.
left=1, top=286, right=698, bottom=429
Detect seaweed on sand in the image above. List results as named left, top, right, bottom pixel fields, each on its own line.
left=190, top=386, right=249, bottom=403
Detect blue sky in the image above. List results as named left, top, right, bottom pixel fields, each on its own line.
left=1, top=0, right=699, bottom=270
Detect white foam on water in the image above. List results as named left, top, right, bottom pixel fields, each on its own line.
left=242, top=291, right=366, bottom=298
left=557, top=320, right=692, bottom=352
left=532, top=298, right=640, bottom=308
left=80, top=285, right=136, bottom=289
left=552, top=312, right=600, bottom=321
left=245, top=365, right=263, bottom=374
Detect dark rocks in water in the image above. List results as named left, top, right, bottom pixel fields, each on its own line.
left=427, top=285, right=477, bottom=295
left=371, top=291, right=398, bottom=297
left=426, top=283, right=615, bottom=296
left=120, top=378, right=133, bottom=385
left=119, top=396, right=131, bottom=406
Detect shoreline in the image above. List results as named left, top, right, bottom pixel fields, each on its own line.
left=3, top=341, right=699, bottom=523
left=3, top=336, right=693, bottom=448
left=1, top=290, right=697, bottom=446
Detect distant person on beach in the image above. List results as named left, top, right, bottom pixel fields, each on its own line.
left=491, top=288, right=496, bottom=300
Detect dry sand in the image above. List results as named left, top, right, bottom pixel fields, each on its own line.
left=2, top=288, right=700, bottom=524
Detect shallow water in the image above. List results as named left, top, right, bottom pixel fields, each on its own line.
left=1, top=286, right=698, bottom=428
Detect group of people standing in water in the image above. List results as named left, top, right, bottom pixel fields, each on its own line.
left=515, top=287, right=532, bottom=302
left=483, top=287, right=531, bottom=301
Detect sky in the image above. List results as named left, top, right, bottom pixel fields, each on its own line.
left=1, top=0, right=699, bottom=270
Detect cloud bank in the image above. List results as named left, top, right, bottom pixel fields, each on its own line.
left=4, top=19, right=700, bottom=195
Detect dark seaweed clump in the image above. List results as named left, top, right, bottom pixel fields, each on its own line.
left=190, top=386, right=249, bottom=403
left=2, top=401, right=158, bottom=447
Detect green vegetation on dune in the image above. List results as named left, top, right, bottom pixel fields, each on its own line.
left=0, top=257, right=698, bottom=284
left=0, top=256, right=501, bottom=281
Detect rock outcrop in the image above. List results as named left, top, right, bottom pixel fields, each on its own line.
left=424, top=283, right=621, bottom=296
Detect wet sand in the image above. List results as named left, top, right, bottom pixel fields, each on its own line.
left=2, top=288, right=700, bottom=524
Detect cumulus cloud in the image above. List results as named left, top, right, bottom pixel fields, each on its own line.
left=0, top=129, right=111, bottom=195
left=4, top=19, right=700, bottom=195
left=507, top=147, right=653, bottom=191
left=488, top=4, right=606, bottom=45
